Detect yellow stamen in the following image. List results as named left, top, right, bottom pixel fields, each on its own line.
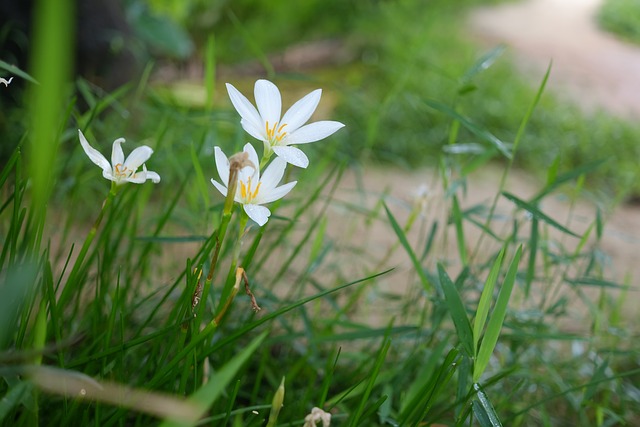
left=240, top=177, right=261, bottom=202
left=252, top=182, right=261, bottom=200
left=265, top=121, right=288, bottom=143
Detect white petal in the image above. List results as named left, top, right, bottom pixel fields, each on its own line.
left=214, top=146, right=230, bottom=187
left=287, top=121, right=345, bottom=144
left=254, top=79, right=281, bottom=129
left=211, top=178, right=228, bottom=197
left=226, top=83, right=264, bottom=138
left=124, top=145, right=153, bottom=170
left=111, top=138, right=126, bottom=168
left=259, top=181, right=297, bottom=204
left=259, top=157, right=286, bottom=192
left=78, top=130, right=111, bottom=174
left=272, top=146, right=309, bottom=168
left=280, top=89, right=321, bottom=132
left=143, top=165, right=161, bottom=183
left=102, top=169, right=117, bottom=182
left=241, top=118, right=266, bottom=141
left=243, top=204, right=271, bottom=227
left=243, top=143, right=260, bottom=174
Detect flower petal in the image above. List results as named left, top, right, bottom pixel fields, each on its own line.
left=124, top=145, right=153, bottom=170
left=143, top=165, right=161, bottom=183
left=111, top=138, right=126, bottom=169
left=259, top=157, right=286, bottom=192
left=272, top=145, right=309, bottom=168
left=254, top=79, right=281, bottom=129
left=238, top=143, right=260, bottom=183
left=287, top=121, right=345, bottom=144
left=280, top=89, right=321, bottom=132
left=214, top=146, right=230, bottom=187
left=259, top=181, right=297, bottom=204
left=226, top=83, right=264, bottom=139
left=243, top=204, right=271, bottom=227
left=78, top=130, right=111, bottom=174
left=211, top=178, right=228, bottom=197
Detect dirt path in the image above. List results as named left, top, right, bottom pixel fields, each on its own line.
left=469, top=0, right=640, bottom=119
left=316, top=0, right=640, bottom=324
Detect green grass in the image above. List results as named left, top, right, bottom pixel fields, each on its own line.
left=599, top=0, right=640, bottom=45
left=1, top=0, right=640, bottom=425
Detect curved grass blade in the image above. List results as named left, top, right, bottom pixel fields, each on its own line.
left=501, top=192, right=579, bottom=237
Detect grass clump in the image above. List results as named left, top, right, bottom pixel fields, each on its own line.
left=599, top=0, right=640, bottom=45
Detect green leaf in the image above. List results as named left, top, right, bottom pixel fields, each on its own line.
left=438, top=264, right=474, bottom=357
left=501, top=192, right=579, bottom=237
left=0, top=60, right=39, bottom=84
left=473, top=248, right=505, bottom=354
left=451, top=196, right=468, bottom=265
left=472, top=383, right=503, bottom=427
left=460, top=45, right=506, bottom=86
left=159, top=331, right=267, bottom=427
left=384, top=203, right=433, bottom=291
left=474, top=246, right=522, bottom=382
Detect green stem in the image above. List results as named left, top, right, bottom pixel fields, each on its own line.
left=218, top=210, right=248, bottom=317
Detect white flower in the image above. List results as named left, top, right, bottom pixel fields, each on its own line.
left=1, top=77, right=13, bottom=87
left=78, top=129, right=160, bottom=185
left=211, top=143, right=297, bottom=226
left=225, top=79, right=345, bottom=168
left=303, top=407, right=331, bottom=427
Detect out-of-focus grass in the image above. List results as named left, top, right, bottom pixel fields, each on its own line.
left=599, top=0, right=640, bottom=45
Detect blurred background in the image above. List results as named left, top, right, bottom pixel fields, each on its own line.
left=1, top=0, right=639, bottom=198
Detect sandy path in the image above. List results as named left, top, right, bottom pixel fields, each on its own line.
left=469, top=0, right=640, bottom=119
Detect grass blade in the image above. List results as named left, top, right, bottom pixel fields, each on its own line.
left=472, top=383, right=503, bottom=427
left=438, top=264, right=474, bottom=357
left=384, top=203, right=433, bottom=291
left=159, top=331, right=267, bottom=427
left=474, top=246, right=522, bottom=382
left=473, top=248, right=505, bottom=354
left=501, top=192, right=579, bottom=237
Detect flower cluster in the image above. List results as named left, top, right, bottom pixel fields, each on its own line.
left=212, top=79, right=344, bottom=225
left=78, top=79, right=343, bottom=226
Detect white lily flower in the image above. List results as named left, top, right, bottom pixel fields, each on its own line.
left=1, top=77, right=13, bottom=87
left=211, top=143, right=297, bottom=226
left=225, top=79, right=345, bottom=168
left=78, top=129, right=161, bottom=185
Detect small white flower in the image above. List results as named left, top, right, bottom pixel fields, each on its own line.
left=78, top=129, right=160, bottom=185
left=1, top=77, right=13, bottom=87
left=303, top=407, right=331, bottom=427
left=211, top=143, right=297, bottom=226
left=225, top=79, right=344, bottom=168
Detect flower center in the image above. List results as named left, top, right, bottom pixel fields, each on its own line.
left=114, top=163, right=134, bottom=180
left=240, top=176, right=261, bottom=203
left=265, top=121, right=288, bottom=145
